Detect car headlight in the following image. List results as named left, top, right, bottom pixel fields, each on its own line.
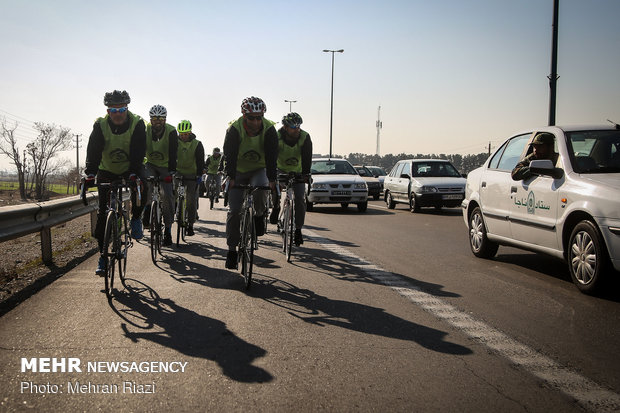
left=311, top=183, right=328, bottom=190
left=354, top=183, right=367, bottom=189
left=419, top=185, right=438, bottom=193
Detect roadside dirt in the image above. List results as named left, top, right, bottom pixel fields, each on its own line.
left=0, top=190, right=97, bottom=314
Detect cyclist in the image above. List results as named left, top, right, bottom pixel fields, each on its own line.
left=175, top=120, right=204, bottom=236
left=269, top=112, right=313, bottom=246
left=143, top=104, right=178, bottom=246
left=223, top=96, right=278, bottom=269
left=84, top=90, right=146, bottom=275
left=204, top=147, right=224, bottom=203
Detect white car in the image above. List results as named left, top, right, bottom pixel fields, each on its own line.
left=383, top=159, right=466, bottom=212
left=307, top=158, right=368, bottom=212
left=462, top=124, right=620, bottom=293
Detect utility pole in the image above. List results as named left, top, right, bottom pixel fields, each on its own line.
left=548, top=0, right=559, bottom=126
left=75, top=134, right=81, bottom=176
left=376, top=106, right=382, bottom=156
left=488, top=142, right=492, bottom=156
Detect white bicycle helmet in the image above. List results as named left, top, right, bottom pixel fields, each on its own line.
left=149, top=104, right=167, bottom=118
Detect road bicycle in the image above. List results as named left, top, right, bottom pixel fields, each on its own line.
left=174, top=176, right=189, bottom=247
left=277, top=172, right=306, bottom=262
left=82, top=177, right=140, bottom=299
left=236, top=184, right=270, bottom=289
left=146, top=176, right=164, bottom=263
left=206, top=174, right=218, bottom=210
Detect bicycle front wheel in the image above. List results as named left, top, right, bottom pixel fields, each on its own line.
left=286, top=200, right=295, bottom=262
left=102, top=211, right=117, bottom=298
left=150, top=201, right=160, bottom=264
left=240, top=207, right=254, bottom=290
left=118, top=212, right=129, bottom=288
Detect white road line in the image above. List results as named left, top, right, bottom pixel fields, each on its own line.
left=304, top=229, right=620, bottom=413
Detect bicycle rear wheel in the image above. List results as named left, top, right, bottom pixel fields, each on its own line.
left=286, top=200, right=295, bottom=262
left=181, top=198, right=188, bottom=242
left=150, top=201, right=160, bottom=264
left=102, top=211, right=117, bottom=298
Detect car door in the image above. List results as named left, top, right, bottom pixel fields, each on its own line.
left=509, top=137, right=563, bottom=249
left=479, top=134, right=531, bottom=237
left=394, top=161, right=412, bottom=202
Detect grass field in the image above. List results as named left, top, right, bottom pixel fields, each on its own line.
left=0, top=181, right=79, bottom=195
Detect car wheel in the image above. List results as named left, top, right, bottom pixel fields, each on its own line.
left=468, top=207, right=498, bottom=258
left=341, top=203, right=349, bottom=209
left=357, top=201, right=368, bottom=212
left=386, top=192, right=396, bottom=209
left=409, top=194, right=420, bottom=213
left=306, top=198, right=313, bottom=212
left=568, top=220, right=609, bottom=294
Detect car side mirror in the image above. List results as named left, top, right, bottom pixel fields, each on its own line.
left=529, top=159, right=564, bottom=179
left=400, top=173, right=411, bottom=179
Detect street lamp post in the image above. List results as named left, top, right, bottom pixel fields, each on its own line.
left=284, top=99, right=297, bottom=112
left=323, top=49, right=344, bottom=158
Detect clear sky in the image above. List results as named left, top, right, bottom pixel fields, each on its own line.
left=1, top=0, right=619, bottom=172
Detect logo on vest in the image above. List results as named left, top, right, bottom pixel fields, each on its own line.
left=285, top=158, right=299, bottom=166
left=110, top=149, right=129, bottom=163
left=149, top=151, right=165, bottom=161
left=242, top=150, right=261, bottom=163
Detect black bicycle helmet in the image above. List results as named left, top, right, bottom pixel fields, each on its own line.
left=282, top=112, right=303, bottom=128
left=104, top=90, right=131, bottom=106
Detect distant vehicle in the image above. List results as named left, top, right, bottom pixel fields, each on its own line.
left=384, top=159, right=466, bottom=212
left=364, top=165, right=387, bottom=195
left=353, top=165, right=382, bottom=200
left=308, top=158, right=368, bottom=212
left=462, top=124, right=620, bottom=293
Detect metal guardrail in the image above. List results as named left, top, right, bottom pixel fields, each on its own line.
left=0, top=190, right=128, bottom=264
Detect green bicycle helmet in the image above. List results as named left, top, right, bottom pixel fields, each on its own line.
left=177, top=120, right=192, bottom=133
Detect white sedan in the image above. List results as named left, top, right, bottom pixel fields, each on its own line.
left=462, top=124, right=620, bottom=293
left=307, top=158, right=368, bottom=212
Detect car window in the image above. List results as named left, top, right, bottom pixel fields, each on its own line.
left=391, top=163, right=404, bottom=177
left=311, top=160, right=357, bottom=175
left=356, top=167, right=369, bottom=177
left=494, top=134, right=531, bottom=171
left=567, top=130, right=620, bottom=173
left=401, top=162, right=411, bottom=177
left=411, top=161, right=461, bottom=177
left=368, top=166, right=386, bottom=176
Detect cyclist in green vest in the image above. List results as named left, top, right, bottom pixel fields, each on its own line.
left=223, top=96, right=278, bottom=269
left=84, top=90, right=146, bottom=276
left=204, top=147, right=224, bottom=204
left=269, top=112, right=313, bottom=246
left=176, top=120, right=204, bottom=236
left=143, top=104, right=178, bottom=246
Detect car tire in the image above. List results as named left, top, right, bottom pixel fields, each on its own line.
left=357, top=202, right=367, bottom=212
left=568, top=220, right=609, bottom=294
left=341, top=203, right=349, bottom=210
left=468, top=207, right=498, bottom=258
left=306, top=198, right=313, bottom=212
left=409, top=194, right=420, bottom=213
left=373, top=194, right=380, bottom=200
left=386, top=192, right=396, bottom=209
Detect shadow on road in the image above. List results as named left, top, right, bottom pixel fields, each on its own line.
left=252, top=276, right=472, bottom=355
left=109, top=279, right=273, bottom=383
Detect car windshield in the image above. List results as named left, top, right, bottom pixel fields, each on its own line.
left=311, top=160, right=357, bottom=175
left=567, top=130, right=620, bottom=173
left=367, top=166, right=386, bottom=176
left=355, top=167, right=371, bottom=177
left=411, top=161, right=461, bottom=178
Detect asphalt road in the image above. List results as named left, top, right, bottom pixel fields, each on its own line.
left=1, top=199, right=619, bottom=412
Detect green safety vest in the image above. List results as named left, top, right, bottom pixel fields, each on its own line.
left=98, top=112, right=141, bottom=175
left=277, top=130, right=308, bottom=173
left=206, top=155, right=222, bottom=174
left=146, top=123, right=175, bottom=168
left=229, top=116, right=276, bottom=173
left=177, top=137, right=200, bottom=176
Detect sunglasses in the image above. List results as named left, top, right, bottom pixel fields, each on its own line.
left=151, top=116, right=166, bottom=121
left=245, top=115, right=263, bottom=121
left=108, top=107, right=128, bottom=114
left=287, top=124, right=300, bottom=129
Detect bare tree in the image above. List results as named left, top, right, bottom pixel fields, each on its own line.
left=0, top=117, right=28, bottom=200
left=25, top=122, right=72, bottom=200
left=58, top=164, right=81, bottom=194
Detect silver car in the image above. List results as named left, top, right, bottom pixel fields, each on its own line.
left=307, top=158, right=368, bottom=212
left=384, top=159, right=466, bottom=212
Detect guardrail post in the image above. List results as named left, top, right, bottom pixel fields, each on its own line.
left=41, top=227, right=53, bottom=264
